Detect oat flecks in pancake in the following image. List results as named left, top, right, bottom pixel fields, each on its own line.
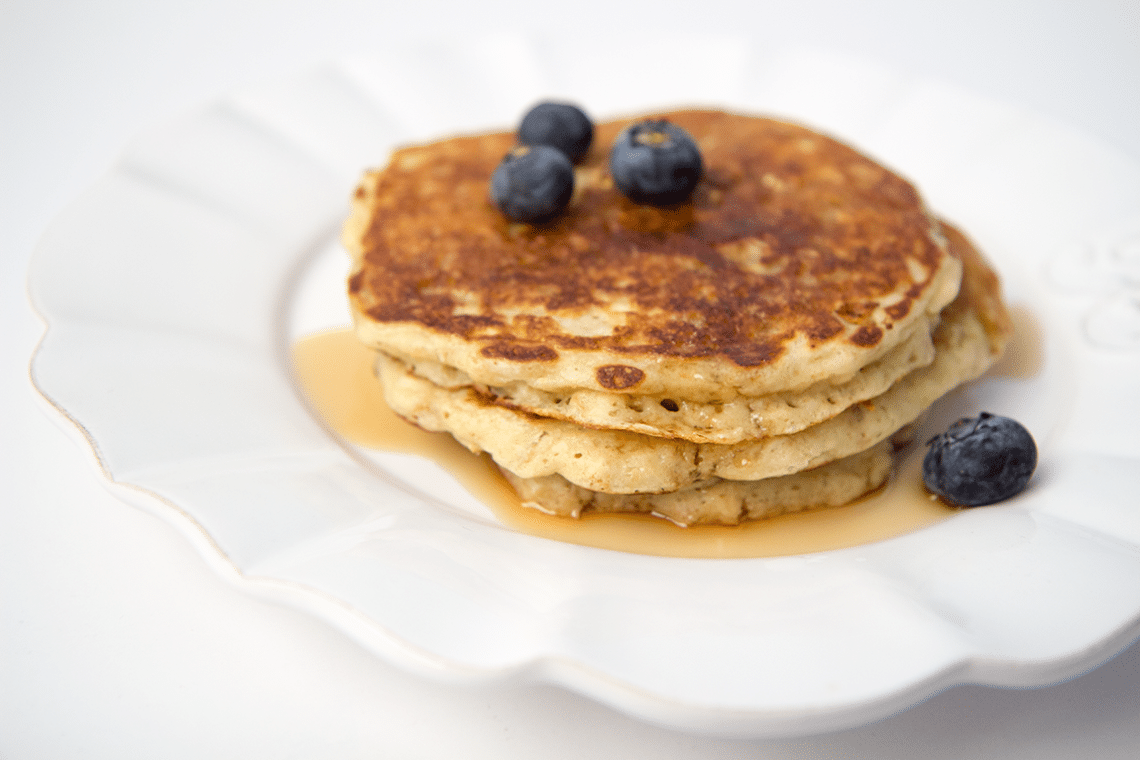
left=502, top=440, right=894, bottom=526
left=346, top=110, right=963, bottom=400
left=374, top=224, right=1008, bottom=497
left=391, top=312, right=938, bottom=444
left=343, top=109, right=1012, bottom=525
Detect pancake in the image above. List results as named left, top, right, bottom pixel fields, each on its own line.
left=346, top=110, right=963, bottom=402
left=344, top=108, right=1011, bottom=525
left=386, top=312, right=937, bottom=444
left=503, top=439, right=895, bottom=526
left=375, top=230, right=1004, bottom=495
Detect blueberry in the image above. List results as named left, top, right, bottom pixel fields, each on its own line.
left=518, top=102, right=594, bottom=164
left=923, top=413, right=1037, bottom=507
left=609, top=119, right=703, bottom=205
left=489, top=145, right=575, bottom=223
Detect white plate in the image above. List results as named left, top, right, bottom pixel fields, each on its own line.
left=28, top=39, right=1140, bottom=736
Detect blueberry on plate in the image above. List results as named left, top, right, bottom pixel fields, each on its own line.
left=518, top=101, right=594, bottom=164
left=923, top=412, right=1037, bottom=507
left=489, top=145, right=575, bottom=223
left=609, top=119, right=703, bottom=205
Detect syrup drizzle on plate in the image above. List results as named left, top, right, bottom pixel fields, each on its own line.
left=292, top=309, right=1038, bottom=558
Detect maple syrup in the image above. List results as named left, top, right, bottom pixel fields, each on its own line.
left=291, top=309, right=1039, bottom=558
left=988, top=305, right=1044, bottom=380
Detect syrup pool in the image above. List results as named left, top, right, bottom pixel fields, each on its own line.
left=291, top=310, right=1038, bottom=558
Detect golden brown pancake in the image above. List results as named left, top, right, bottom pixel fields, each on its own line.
left=346, top=110, right=963, bottom=401
left=389, top=312, right=939, bottom=444
left=343, top=110, right=1011, bottom=525
left=374, top=222, right=1007, bottom=499
left=502, top=440, right=896, bottom=526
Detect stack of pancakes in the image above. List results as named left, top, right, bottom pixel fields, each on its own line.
left=344, top=110, right=1011, bottom=525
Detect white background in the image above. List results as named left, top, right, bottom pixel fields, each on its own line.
left=3, top=1, right=1140, bottom=757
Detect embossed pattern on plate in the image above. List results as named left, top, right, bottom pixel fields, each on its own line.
left=28, top=40, right=1140, bottom=736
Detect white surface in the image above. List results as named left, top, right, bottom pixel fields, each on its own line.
left=5, top=0, right=1140, bottom=756
left=23, top=45, right=1140, bottom=737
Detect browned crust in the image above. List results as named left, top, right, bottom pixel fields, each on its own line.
left=348, top=110, right=952, bottom=369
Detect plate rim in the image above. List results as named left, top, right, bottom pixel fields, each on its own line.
left=25, top=42, right=1140, bottom=737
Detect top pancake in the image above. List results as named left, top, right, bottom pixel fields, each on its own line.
left=346, top=110, right=962, bottom=400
